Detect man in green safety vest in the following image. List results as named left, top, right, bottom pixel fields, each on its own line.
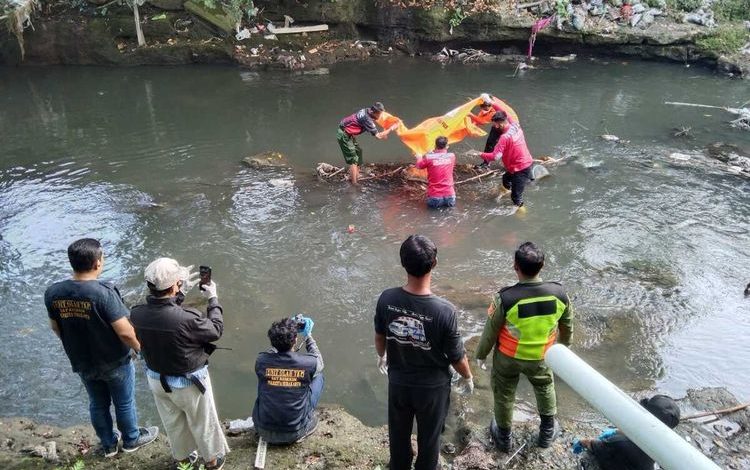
left=475, top=241, right=574, bottom=452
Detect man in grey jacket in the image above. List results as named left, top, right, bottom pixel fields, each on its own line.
left=131, top=258, right=229, bottom=470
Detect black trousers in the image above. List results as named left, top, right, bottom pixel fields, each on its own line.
left=502, top=165, right=534, bottom=206
left=388, top=382, right=451, bottom=470
left=483, top=125, right=501, bottom=153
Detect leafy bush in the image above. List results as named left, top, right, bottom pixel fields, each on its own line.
left=696, top=24, right=750, bottom=54
left=666, top=0, right=702, bottom=12
left=712, top=0, right=750, bottom=20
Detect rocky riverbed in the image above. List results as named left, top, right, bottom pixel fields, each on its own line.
left=2, top=363, right=747, bottom=469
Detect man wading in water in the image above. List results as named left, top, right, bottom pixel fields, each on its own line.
left=337, top=102, right=392, bottom=185
left=472, top=110, right=535, bottom=214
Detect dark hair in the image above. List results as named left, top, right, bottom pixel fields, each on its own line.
left=400, top=235, right=437, bottom=277
left=371, top=101, right=385, bottom=113
left=67, top=238, right=102, bottom=273
left=435, top=136, right=448, bottom=150
left=491, top=110, right=507, bottom=122
left=268, top=318, right=298, bottom=353
left=147, top=282, right=173, bottom=298
left=515, top=242, right=545, bottom=277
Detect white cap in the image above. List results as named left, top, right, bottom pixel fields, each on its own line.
left=480, top=93, right=492, bottom=104
left=144, top=257, right=189, bottom=291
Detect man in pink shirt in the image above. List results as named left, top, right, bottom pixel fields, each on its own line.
left=479, top=111, right=534, bottom=208
left=416, top=136, right=456, bottom=209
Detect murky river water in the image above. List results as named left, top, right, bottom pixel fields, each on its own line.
left=1, top=59, right=748, bottom=427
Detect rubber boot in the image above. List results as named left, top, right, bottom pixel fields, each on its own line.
left=537, top=415, right=560, bottom=448
left=490, top=418, right=512, bottom=453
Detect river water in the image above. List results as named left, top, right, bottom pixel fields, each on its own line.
left=1, top=59, right=748, bottom=427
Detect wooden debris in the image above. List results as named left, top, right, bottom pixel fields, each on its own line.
left=682, top=403, right=750, bottom=421
left=268, top=24, right=329, bottom=35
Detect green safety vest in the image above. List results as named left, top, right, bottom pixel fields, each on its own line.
left=496, top=281, right=569, bottom=360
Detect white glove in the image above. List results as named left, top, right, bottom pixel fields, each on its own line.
left=180, top=266, right=200, bottom=294
left=377, top=354, right=388, bottom=375
left=476, top=359, right=487, bottom=371
left=466, top=149, right=482, bottom=157
left=458, top=376, right=474, bottom=395
left=200, top=281, right=218, bottom=300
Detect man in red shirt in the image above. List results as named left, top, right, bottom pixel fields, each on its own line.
left=479, top=111, right=534, bottom=209
left=337, top=102, right=390, bottom=185
left=415, top=136, right=456, bottom=209
left=471, top=93, right=518, bottom=155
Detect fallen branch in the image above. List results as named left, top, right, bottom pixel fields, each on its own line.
left=455, top=169, right=500, bottom=185
left=681, top=403, right=750, bottom=421
left=324, top=167, right=345, bottom=179
left=359, top=166, right=404, bottom=182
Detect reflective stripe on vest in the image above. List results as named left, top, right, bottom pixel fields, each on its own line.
left=497, top=294, right=566, bottom=360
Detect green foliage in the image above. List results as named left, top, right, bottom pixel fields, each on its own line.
left=665, top=0, right=702, bottom=12
left=556, top=0, right=570, bottom=18
left=175, top=461, right=207, bottom=470
left=712, top=0, right=750, bottom=20
left=448, top=6, right=467, bottom=29
left=54, top=460, right=85, bottom=470
left=696, top=24, right=750, bottom=54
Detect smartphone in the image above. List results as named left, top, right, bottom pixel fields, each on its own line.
left=199, top=265, right=212, bottom=291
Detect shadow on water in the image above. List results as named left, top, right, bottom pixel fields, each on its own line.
left=0, top=59, right=748, bottom=427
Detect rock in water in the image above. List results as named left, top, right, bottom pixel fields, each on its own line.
left=242, top=151, right=289, bottom=169
left=532, top=163, right=550, bottom=180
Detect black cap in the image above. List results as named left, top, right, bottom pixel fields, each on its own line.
left=640, top=395, right=680, bottom=428
left=371, top=102, right=385, bottom=113
left=491, top=110, right=507, bottom=122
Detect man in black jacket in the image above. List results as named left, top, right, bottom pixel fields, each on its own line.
left=577, top=395, right=681, bottom=470
left=252, top=316, right=324, bottom=444
left=131, top=258, right=229, bottom=470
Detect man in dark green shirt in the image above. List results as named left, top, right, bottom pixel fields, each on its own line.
left=475, top=242, right=573, bottom=452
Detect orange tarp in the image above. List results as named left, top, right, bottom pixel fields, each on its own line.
left=377, top=96, right=519, bottom=156
left=470, top=97, right=520, bottom=126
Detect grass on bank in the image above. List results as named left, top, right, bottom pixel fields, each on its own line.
left=696, top=24, right=750, bottom=55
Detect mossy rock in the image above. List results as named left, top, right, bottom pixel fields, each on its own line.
left=242, top=151, right=289, bottom=169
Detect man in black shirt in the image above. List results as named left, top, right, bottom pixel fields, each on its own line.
left=375, top=235, right=473, bottom=470
left=578, top=395, right=681, bottom=470
left=45, top=238, right=158, bottom=458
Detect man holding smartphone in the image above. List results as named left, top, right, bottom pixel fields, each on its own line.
left=130, top=258, right=229, bottom=470
left=252, top=316, right=324, bottom=444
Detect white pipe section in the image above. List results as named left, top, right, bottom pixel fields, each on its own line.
left=545, top=344, right=721, bottom=470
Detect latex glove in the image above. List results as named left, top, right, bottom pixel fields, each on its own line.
left=458, top=376, right=474, bottom=395
left=375, top=131, right=387, bottom=140
left=300, top=317, right=314, bottom=336
left=180, top=266, right=200, bottom=295
left=572, top=438, right=584, bottom=454
left=200, top=281, right=218, bottom=300
left=598, top=429, right=617, bottom=440
left=377, top=355, right=388, bottom=375
left=476, top=359, right=487, bottom=370
left=466, top=149, right=482, bottom=157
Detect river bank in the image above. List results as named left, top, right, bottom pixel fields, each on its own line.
left=1, top=379, right=747, bottom=469
left=1, top=0, right=748, bottom=76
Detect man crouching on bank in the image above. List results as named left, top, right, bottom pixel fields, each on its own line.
left=252, top=316, right=325, bottom=444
